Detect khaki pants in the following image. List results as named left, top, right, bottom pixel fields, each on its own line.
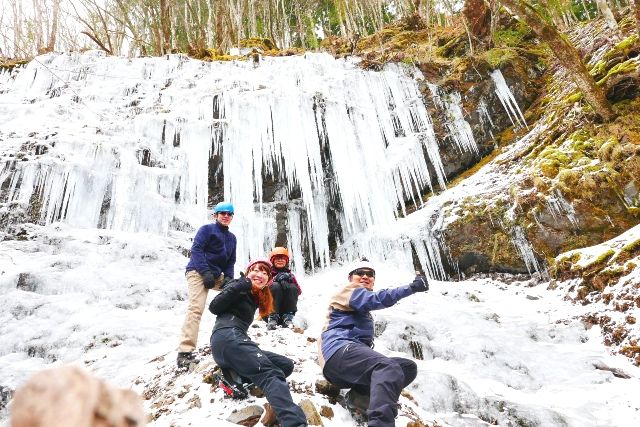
left=178, top=270, right=209, bottom=353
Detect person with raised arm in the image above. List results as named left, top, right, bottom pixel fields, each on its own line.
left=318, top=258, right=429, bottom=426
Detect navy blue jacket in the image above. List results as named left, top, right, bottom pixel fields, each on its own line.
left=319, top=282, right=414, bottom=367
left=185, top=221, right=236, bottom=278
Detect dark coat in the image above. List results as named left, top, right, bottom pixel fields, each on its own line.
left=209, top=278, right=256, bottom=332
left=186, top=221, right=236, bottom=278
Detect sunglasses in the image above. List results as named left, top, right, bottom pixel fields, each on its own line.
left=352, top=269, right=375, bottom=278
left=217, top=211, right=234, bottom=217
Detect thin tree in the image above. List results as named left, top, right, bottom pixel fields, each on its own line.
left=632, top=0, right=640, bottom=37
left=500, top=0, right=615, bottom=121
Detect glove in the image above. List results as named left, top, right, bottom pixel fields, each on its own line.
left=409, top=275, right=428, bottom=292
left=229, top=277, right=252, bottom=293
left=202, top=271, right=217, bottom=289
left=274, top=272, right=292, bottom=283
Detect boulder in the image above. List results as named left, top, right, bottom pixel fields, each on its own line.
left=10, top=365, right=145, bottom=427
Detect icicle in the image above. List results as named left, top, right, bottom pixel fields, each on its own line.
left=546, top=189, right=579, bottom=229
left=490, top=70, right=527, bottom=129
left=429, top=84, right=479, bottom=155
left=512, top=226, right=545, bottom=277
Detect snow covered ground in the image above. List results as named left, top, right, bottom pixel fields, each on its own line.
left=1, top=226, right=639, bottom=426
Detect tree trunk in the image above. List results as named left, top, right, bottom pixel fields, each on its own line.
left=595, top=0, right=618, bottom=30
left=45, top=0, right=60, bottom=53
left=632, top=0, right=640, bottom=37
left=463, top=0, right=492, bottom=50
left=160, top=0, right=171, bottom=54
left=500, top=0, right=615, bottom=121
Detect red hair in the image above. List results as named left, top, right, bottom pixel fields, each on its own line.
left=247, top=262, right=274, bottom=318
left=252, top=286, right=274, bottom=319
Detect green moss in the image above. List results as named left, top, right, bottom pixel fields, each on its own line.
left=597, top=137, right=620, bottom=161
left=615, top=34, right=639, bottom=52
left=564, top=92, right=583, bottom=104
left=597, top=59, right=638, bottom=86
left=620, top=238, right=640, bottom=254
left=584, top=249, right=615, bottom=269
left=589, top=60, right=607, bottom=77
left=0, top=59, right=29, bottom=71
left=239, top=38, right=276, bottom=50
left=484, top=48, right=518, bottom=68
left=492, top=20, right=530, bottom=47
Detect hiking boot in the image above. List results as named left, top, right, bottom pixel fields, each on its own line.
left=345, top=389, right=370, bottom=413
left=176, top=352, right=198, bottom=369
left=215, top=368, right=251, bottom=399
left=282, top=312, right=295, bottom=328
left=266, top=314, right=279, bottom=330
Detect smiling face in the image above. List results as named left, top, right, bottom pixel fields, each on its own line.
left=247, top=263, right=271, bottom=289
left=349, top=268, right=376, bottom=290
left=214, top=211, right=234, bottom=227
left=272, top=255, right=288, bottom=269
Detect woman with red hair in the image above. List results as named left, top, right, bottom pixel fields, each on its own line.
left=208, top=259, right=307, bottom=427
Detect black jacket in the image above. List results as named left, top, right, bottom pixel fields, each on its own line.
left=209, top=278, right=256, bottom=333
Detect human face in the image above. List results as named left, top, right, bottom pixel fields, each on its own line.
left=349, top=268, right=375, bottom=290
left=247, top=264, right=270, bottom=289
left=272, top=255, right=288, bottom=269
left=215, top=211, right=234, bottom=227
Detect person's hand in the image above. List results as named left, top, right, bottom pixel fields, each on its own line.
left=231, top=277, right=252, bottom=293
left=202, top=271, right=217, bottom=289
left=274, top=272, right=292, bottom=283
left=409, top=274, right=428, bottom=292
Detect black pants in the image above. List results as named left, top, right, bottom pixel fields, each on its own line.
left=323, top=343, right=417, bottom=427
left=211, top=327, right=307, bottom=427
left=270, top=281, right=299, bottom=315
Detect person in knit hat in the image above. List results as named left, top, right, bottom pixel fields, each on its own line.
left=209, top=259, right=307, bottom=427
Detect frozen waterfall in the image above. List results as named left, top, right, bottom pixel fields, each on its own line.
left=0, top=51, right=524, bottom=274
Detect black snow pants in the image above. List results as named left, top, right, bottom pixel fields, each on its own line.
left=270, top=281, right=299, bottom=315
left=323, top=342, right=417, bottom=427
left=211, top=327, right=307, bottom=427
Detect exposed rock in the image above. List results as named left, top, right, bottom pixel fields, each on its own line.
left=0, top=385, right=13, bottom=412
left=299, top=398, right=323, bottom=426
left=314, top=379, right=341, bottom=398
left=226, top=405, right=263, bottom=426
left=319, top=405, right=334, bottom=419
left=10, top=365, right=145, bottom=427
left=260, top=403, right=277, bottom=426
left=16, top=273, right=40, bottom=292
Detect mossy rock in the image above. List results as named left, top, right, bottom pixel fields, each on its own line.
left=0, top=59, right=29, bottom=72
left=239, top=38, right=277, bottom=51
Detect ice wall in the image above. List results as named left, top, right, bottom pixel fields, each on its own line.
left=0, top=52, right=525, bottom=275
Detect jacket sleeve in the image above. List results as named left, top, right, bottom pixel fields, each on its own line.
left=209, top=278, right=250, bottom=314
left=291, top=273, right=301, bottom=295
left=349, top=285, right=414, bottom=312
left=190, top=226, right=218, bottom=275
left=223, top=234, right=236, bottom=279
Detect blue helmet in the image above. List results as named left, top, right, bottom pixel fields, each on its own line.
left=213, top=201, right=234, bottom=214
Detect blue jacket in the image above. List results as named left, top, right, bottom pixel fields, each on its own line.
left=319, top=281, right=414, bottom=367
left=185, top=221, right=236, bottom=278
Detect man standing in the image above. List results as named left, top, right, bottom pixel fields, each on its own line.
left=318, top=259, right=428, bottom=426
left=177, top=201, right=237, bottom=369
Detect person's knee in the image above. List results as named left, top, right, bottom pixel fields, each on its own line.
left=279, top=358, right=294, bottom=377
left=375, top=358, right=405, bottom=386
left=402, top=359, right=418, bottom=385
